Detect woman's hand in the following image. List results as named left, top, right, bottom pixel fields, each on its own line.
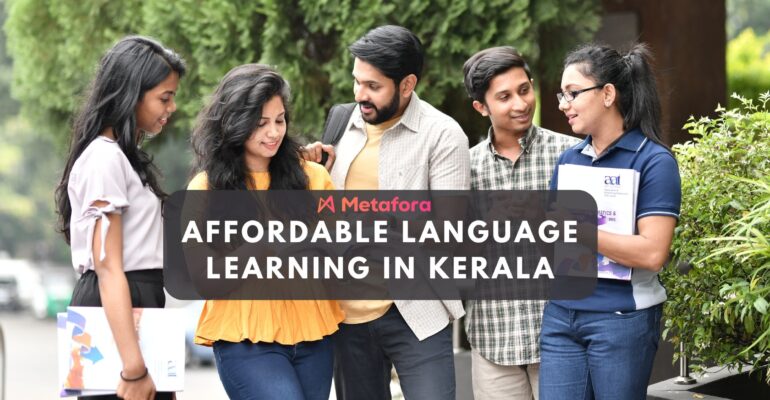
left=116, top=369, right=156, bottom=400
left=91, top=205, right=155, bottom=399
left=597, top=215, right=676, bottom=272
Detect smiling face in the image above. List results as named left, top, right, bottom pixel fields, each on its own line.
left=135, top=71, right=180, bottom=136
left=558, top=64, right=607, bottom=135
left=474, top=66, right=536, bottom=138
left=244, top=95, right=286, bottom=172
left=352, top=58, right=405, bottom=125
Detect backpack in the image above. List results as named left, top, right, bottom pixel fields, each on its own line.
left=319, top=103, right=356, bottom=165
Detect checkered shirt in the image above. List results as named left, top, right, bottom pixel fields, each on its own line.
left=466, top=124, right=580, bottom=365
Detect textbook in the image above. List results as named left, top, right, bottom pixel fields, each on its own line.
left=557, top=164, right=639, bottom=281
left=57, top=307, right=185, bottom=396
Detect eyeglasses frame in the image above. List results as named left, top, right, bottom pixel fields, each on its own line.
left=556, top=84, right=606, bottom=104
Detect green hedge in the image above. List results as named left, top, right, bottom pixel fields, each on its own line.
left=664, top=93, right=770, bottom=379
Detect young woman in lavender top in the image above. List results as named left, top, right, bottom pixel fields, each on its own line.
left=55, top=36, right=185, bottom=400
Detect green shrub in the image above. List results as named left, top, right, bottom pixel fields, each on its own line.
left=664, top=92, right=770, bottom=379
left=727, top=28, right=770, bottom=109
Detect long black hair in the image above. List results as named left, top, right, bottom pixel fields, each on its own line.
left=55, top=35, right=186, bottom=243
left=190, top=64, right=308, bottom=190
left=564, top=43, right=665, bottom=146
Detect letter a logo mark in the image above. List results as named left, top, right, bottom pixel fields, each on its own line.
left=318, top=195, right=336, bottom=213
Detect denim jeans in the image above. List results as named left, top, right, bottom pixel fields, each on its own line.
left=333, top=305, right=456, bottom=400
left=213, top=337, right=333, bottom=400
left=539, top=302, right=662, bottom=400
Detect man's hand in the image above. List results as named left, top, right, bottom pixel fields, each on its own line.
left=301, top=141, right=336, bottom=170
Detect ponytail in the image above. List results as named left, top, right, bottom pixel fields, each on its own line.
left=623, top=44, right=663, bottom=144
left=563, top=43, right=666, bottom=148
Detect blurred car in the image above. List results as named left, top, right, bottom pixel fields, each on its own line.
left=0, top=258, right=39, bottom=310
left=184, top=300, right=215, bottom=366
left=31, top=266, right=76, bottom=319
left=0, top=275, right=21, bottom=310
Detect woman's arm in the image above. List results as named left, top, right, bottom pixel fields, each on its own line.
left=597, top=215, right=677, bottom=272
left=91, top=201, right=156, bottom=399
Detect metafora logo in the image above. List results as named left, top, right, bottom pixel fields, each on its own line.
left=317, top=196, right=432, bottom=214
left=604, top=175, right=621, bottom=185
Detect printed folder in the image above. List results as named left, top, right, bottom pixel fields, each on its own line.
left=57, top=307, right=185, bottom=396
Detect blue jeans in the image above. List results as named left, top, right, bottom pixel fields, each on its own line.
left=333, top=305, right=456, bottom=400
left=539, top=302, right=662, bottom=400
left=213, top=337, right=333, bottom=400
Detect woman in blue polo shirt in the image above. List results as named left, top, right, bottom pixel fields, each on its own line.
left=540, top=43, right=681, bottom=400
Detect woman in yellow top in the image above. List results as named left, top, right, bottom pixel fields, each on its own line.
left=188, top=64, right=344, bottom=400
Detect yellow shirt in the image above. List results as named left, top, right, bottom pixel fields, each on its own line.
left=344, top=116, right=398, bottom=189
left=340, top=118, right=400, bottom=324
left=190, top=162, right=345, bottom=345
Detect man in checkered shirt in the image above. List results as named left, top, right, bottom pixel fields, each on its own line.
left=462, top=46, right=580, bottom=400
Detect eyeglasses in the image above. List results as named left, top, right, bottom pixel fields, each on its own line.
left=556, top=84, right=605, bottom=104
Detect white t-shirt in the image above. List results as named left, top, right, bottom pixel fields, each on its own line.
left=68, top=136, right=163, bottom=273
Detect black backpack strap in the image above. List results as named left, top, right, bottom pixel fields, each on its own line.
left=321, top=102, right=356, bottom=145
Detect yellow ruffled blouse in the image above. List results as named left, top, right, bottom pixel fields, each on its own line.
left=189, top=161, right=345, bottom=346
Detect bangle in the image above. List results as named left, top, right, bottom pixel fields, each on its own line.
left=120, top=367, right=148, bottom=382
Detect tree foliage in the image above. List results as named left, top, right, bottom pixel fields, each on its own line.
left=0, top=1, right=18, bottom=121
left=664, top=93, right=770, bottom=379
left=727, top=28, right=770, bottom=109
left=0, top=116, right=70, bottom=262
left=727, top=0, right=770, bottom=39
left=4, top=0, right=600, bottom=141
left=1, top=0, right=600, bottom=261
left=0, top=0, right=69, bottom=261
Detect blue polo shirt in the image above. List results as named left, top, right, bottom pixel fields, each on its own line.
left=549, top=128, right=681, bottom=312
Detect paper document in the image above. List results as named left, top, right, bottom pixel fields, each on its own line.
left=557, top=164, right=640, bottom=281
